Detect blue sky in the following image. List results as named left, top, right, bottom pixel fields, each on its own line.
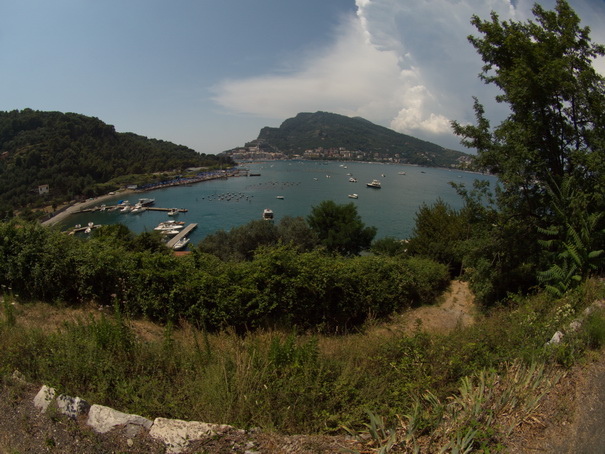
left=1, top=0, right=604, bottom=155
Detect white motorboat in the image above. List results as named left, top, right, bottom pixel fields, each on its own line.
left=366, top=179, right=382, bottom=188
left=276, top=195, right=284, bottom=199
left=131, top=203, right=146, bottom=214
left=154, top=222, right=184, bottom=232
left=348, top=194, right=359, bottom=199
left=349, top=177, right=357, bottom=182
left=138, top=198, right=155, bottom=206
left=172, top=237, right=190, bottom=250
left=263, top=208, right=274, bottom=221
left=167, top=208, right=179, bottom=216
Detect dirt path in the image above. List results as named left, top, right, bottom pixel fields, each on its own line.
left=401, top=280, right=475, bottom=334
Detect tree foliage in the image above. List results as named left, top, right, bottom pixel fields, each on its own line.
left=307, top=200, right=377, bottom=256
left=451, top=0, right=605, bottom=298
left=0, top=219, right=448, bottom=334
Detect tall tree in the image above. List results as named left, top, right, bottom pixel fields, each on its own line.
left=307, top=200, right=376, bottom=256
left=452, top=0, right=605, bottom=220
left=451, top=0, right=605, bottom=295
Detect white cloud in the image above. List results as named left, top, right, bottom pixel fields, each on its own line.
left=213, top=0, right=605, bottom=150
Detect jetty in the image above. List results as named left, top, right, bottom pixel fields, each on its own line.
left=166, top=223, right=197, bottom=249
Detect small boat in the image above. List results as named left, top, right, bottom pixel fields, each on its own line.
left=349, top=177, right=357, bottom=183
left=154, top=222, right=184, bottom=232
left=276, top=195, right=284, bottom=199
left=366, top=179, right=382, bottom=189
left=161, top=229, right=181, bottom=236
left=131, top=203, right=146, bottom=214
left=398, top=171, right=406, bottom=175
left=138, top=198, right=155, bottom=206
left=167, top=208, right=179, bottom=216
left=263, top=208, right=274, bottom=221
left=172, top=237, right=190, bottom=250
left=348, top=194, right=359, bottom=199
left=120, top=204, right=132, bottom=213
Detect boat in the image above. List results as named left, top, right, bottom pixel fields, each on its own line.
left=131, top=203, right=146, bottom=214
left=172, top=237, right=190, bottom=250
left=398, top=171, right=406, bottom=175
left=167, top=208, right=179, bottom=216
left=366, top=179, right=382, bottom=188
left=154, top=221, right=184, bottom=232
left=349, top=177, right=357, bottom=183
left=276, top=195, right=284, bottom=199
left=348, top=194, right=359, bottom=199
left=161, top=229, right=181, bottom=236
left=138, top=198, right=155, bottom=206
left=120, top=204, right=132, bottom=213
left=263, top=208, right=274, bottom=221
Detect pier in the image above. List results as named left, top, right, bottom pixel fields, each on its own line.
left=166, top=223, right=197, bottom=249
left=77, top=206, right=188, bottom=213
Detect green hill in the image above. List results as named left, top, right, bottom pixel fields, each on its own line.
left=251, top=111, right=469, bottom=167
left=0, top=109, right=232, bottom=216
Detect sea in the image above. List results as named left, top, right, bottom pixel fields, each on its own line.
left=60, top=160, right=497, bottom=245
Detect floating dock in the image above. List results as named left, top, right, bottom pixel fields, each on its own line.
left=166, top=223, right=197, bottom=249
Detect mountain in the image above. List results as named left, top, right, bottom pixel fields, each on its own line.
left=0, top=109, right=233, bottom=215
left=231, top=111, right=470, bottom=167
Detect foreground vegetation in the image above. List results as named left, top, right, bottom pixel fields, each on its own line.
left=1, top=279, right=605, bottom=452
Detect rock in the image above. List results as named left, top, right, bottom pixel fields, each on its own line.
left=547, top=331, right=564, bottom=346
left=11, top=370, right=27, bottom=384
left=33, top=385, right=56, bottom=412
left=149, top=417, right=233, bottom=453
left=568, top=320, right=582, bottom=333
left=56, top=394, right=90, bottom=419
left=87, top=404, right=153, bottom=434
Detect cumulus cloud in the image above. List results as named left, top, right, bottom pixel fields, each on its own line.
left=213, top=0, right=605, bottom=149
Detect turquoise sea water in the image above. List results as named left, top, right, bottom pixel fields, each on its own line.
left=60, top=161, right=496, bottom=245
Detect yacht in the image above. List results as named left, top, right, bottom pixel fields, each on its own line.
left=348, top=194, right=359, bottom=199
left=366, top=179, right=382, bottom=189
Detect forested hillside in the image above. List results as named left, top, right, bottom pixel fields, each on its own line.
left=0, top=109, right=232, bottom=215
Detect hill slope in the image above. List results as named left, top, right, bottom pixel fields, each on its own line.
left=253, top=111, right=469, bottom=167
left=0, top=109, right=232, bottom=214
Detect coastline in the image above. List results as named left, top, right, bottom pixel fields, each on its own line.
left=41, top=189, right=135, bottom=227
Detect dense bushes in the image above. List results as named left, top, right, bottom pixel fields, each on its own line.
left=0, top=220, right=449, bottom=333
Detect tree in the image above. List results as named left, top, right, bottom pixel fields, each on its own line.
left=451, top=0, right=605, bottom=295
left=307, top=200, right=376, bottom=256
left=453, top=0, right=605, bottom=216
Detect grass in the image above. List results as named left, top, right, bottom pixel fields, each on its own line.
left=1, top=279, right=604, bottom=451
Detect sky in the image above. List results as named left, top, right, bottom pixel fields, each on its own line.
left=1, top=0, right=604, bottom=155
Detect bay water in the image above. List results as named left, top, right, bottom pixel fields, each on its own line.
left=61, top=161, right=496, bottom=245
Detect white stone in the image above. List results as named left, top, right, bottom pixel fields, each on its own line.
left=56, top=394, right=90, bottom=419
left=547, top=330, right=564, bottom=345
left=33, top=385, right=56, bottom=412
left=87, top=404, right=153, bottom=434
left=149, top=417, right=233, bottom=453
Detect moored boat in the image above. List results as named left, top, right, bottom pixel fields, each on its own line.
left=172, top=237, right=190, bottom=250
left=348, top=193, right=358, bottom=199
left=263, top=208, right=274, bottom=221
left=366, top=179, right=381, bottom=188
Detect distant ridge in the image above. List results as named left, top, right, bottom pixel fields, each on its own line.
left=226, top=111, right=470, bottom=168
